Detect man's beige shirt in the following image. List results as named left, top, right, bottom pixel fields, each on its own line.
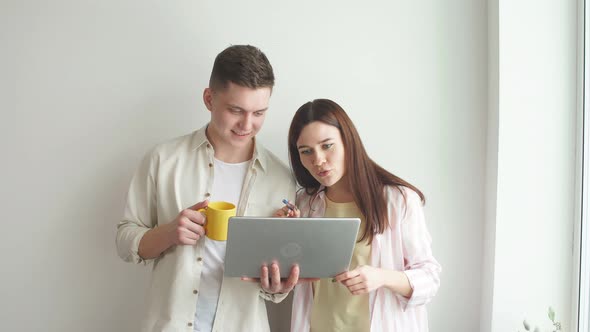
left=116, top=126, right=296, bottom=332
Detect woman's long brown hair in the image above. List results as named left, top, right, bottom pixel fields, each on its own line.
left=288, top=99, right=425, bottom=244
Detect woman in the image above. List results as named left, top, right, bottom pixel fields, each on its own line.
left=277, top=99, right=441, bottom=332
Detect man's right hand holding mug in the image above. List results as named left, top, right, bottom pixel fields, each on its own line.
left=138, top=200, right=209, bottom=259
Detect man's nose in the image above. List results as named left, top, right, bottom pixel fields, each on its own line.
left=238, top=112, right=253, bottom=130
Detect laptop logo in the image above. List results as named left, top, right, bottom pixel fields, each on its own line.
left=280, top=243, right=302, bottom=258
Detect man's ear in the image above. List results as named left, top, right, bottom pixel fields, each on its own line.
left=203, top=88, right=213, bottom=111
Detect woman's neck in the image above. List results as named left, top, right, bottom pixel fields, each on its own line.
left=325, top=185, right=354, bottom=203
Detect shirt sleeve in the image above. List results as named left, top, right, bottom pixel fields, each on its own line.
left=290, top=283, right=313, bottom=332
left=258, top=289, right=290, bottom=303
left=396, top=189, right=441, bottom=310
left=115, top=149, right=158, bottom=265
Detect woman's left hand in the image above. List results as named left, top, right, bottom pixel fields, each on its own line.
left=333, top=265, right=386, bottom=295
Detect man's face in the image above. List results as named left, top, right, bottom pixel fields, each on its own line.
left=204, top=82, right=271, bottom=153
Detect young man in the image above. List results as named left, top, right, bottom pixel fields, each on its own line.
left=116, top=45, right=298, bottom=332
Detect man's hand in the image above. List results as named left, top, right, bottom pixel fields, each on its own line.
left=165, top=200, right=209, bottom=246
left=259, top=263, right=299, bottom=294
left=138, top=200, right=209, bottom=260
left=242, top=263, right=319, bottom=294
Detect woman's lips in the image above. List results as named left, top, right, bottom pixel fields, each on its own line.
left=317, top=170, right=331, bottom=177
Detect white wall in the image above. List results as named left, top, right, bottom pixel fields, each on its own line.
left=1, top=1, right=488, bottom=331
left=482, top=0, right=579, bottom=331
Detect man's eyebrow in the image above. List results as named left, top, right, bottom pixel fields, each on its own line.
left=228, top=104, right=268, bottom=113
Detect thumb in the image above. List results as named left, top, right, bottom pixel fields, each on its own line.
left=188, top=200, right=209, bottom=211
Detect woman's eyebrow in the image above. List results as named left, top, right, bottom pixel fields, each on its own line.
left=297, top=138, right=334, bottom=149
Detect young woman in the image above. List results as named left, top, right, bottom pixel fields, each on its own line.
left=277, top=99, right=441, bottom=332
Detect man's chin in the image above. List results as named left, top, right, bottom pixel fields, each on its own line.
left=230, top=137, right=253, bottom=147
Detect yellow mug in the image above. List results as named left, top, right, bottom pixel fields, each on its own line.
left=198, top=201, right=236, bottom=241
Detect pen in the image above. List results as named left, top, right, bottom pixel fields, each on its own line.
left=282, top=199, right=296, bottom=211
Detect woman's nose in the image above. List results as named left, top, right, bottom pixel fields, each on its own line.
left=313, top=151, right=326, bottom=166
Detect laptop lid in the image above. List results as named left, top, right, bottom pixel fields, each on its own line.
left=224, top=217, right=361, bottom=278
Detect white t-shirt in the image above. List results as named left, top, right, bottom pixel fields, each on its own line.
left=194, top=158, right=249, bottom=332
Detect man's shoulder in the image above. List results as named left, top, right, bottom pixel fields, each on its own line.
left=254, top=143, right=296, bottom=191
left=150, top=130, right=202, bottom=159
left=257, top=144, right=290, bottom=175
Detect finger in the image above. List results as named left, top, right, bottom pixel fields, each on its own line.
left=180, top=209, right=206, bottom=225
left=283, top=199, right=297, bottom=210
left=187, top=200, right=209, bottom=211
left=181, top=218, right=206, bottom=236
left=260, top=265, right=270, bottom=291
left=180, top=228, right=199, bottom=240
left=194, top=225, right=206, bottom=237
left=190, top=210, right=207, bottom=225
left=291, top=203, right=299, bottom=213
left=180, top=239, right=197, bottom=246
left=270, top=263, right=281, bottom=293
left=241, top=277, right=261, bottom=283
left=350, top=286, right=368, bottom=295
left=334, top=270, right=355, bottom=283
left=347, top=282, right=367, bottom=292
left=178, top=231, right=198, bottom=245
left=282, top=264, right=300, bottom=291
left=274, top=208, right=290, bottom=218
left=340, top=275, right=366, bottom=287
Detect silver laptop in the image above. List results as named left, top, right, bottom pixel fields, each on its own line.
left=224, top=217, right=361, bottom=278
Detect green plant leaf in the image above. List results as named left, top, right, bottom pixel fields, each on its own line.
left=548, top=307, right=555, bottom=321
left=523, top=320, right=530, bottom=331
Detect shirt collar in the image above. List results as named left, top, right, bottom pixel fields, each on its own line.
left=190, top=124, right=268, bottom=173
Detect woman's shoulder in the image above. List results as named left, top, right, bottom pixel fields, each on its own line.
left=295, top=187, right=325, bottom=200
left=384, top=185, right=423, bottom=209
left=295, top=187, right=326, bottom=217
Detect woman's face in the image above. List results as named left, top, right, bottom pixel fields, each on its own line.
left=296, top=121, right=347, bottom=190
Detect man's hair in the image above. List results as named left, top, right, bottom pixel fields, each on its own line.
left=209, top=45, right=275, bottom=91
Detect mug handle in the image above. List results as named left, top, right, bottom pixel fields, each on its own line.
left=197, top=207, right=208, bottom=232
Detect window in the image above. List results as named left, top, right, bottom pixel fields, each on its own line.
left=578, top=1, right=590, bottom=331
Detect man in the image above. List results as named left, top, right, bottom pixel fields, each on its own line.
left=116, top=45, right=298, bottom=332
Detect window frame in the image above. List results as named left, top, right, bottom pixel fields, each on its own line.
left=577, top=0, right=589, bottom=331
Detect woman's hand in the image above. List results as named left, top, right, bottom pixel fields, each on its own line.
left=333, top=265, right=386, bottom=295
left=273, top=200, right=300, bottom=218
left=334, top=265, right=413, bottom=297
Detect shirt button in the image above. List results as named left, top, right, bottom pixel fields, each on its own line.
left=204, top=193, right=211, bottom=197
left=206, top=143, right=211, bottom=148
left=188, top=322, right=193, bottom=327
left=193, top=289, right=198, bottom=294
left=197, top=257, right=203, bottom=262
left=208, top=163, right=213, bottom=167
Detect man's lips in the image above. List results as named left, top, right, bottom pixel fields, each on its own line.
left=232, top=130, right=251, bottom=137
